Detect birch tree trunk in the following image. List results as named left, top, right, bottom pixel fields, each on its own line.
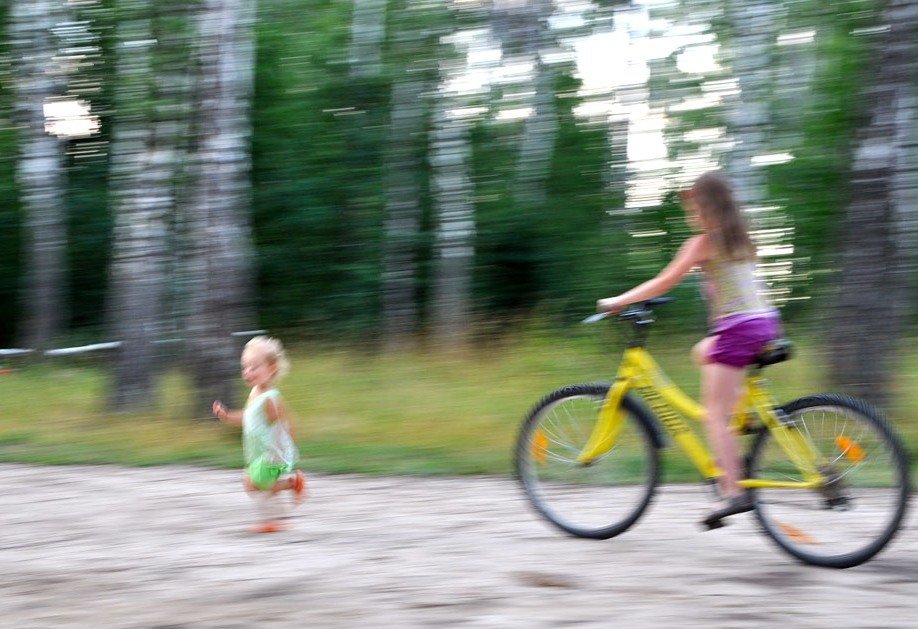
left=185, top=0, right=257, bottom=413
left=381, top=75, right=427, bottom=348
left=828, top=0, right=917, bottom=407
left=502, top=0, right=558, bottom=213
left=107, top=1, right=180, bottom=410
left=348, top=0, right=387, bottom=80
left=724, top=0, right=780, bottom=210
left=514, top=52, right=558, bottom=211
left=9, top=0, right=68, bottom=353
left=430, top=102, right=476, bottom=345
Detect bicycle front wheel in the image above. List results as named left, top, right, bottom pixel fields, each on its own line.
left=515, top=384, right=661, bottom=539
left=748, top=394, right=911, bottom=568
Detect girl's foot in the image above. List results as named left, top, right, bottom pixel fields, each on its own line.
left=701, top=492, right=754, bottom=530
left=292, top=470, right=308, bottom=505
left=250, top=521, right=286, bottom=534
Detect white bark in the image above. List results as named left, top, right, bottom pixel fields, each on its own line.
left=514, top=53, right=558, bottom=210
left=185, top=0, right=257, bottom=411
left=724, top=0, right=781, bottom=210
left=430, top=103, right=476, bottom=344
left=829, top=0, right=918, bottom=406
left=494, top=0, right=559, bottom=211
left=381, top=76, right=428, bottom=348
left=348, top=0, right=387, bottom=79
left=107, top=3, right=178, bottom=410
left=9, top=0, right=68, bottom=352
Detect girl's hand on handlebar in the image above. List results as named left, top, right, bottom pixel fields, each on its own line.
left=597, top=297, right=625, bottom=313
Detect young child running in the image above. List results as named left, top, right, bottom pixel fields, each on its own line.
left=597, top=171, right=781, bottom=528
left=213, top=335, right=307, bottom=533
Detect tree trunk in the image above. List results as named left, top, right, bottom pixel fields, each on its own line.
left=493, top=0, right=559, bottom=212
left=9, top=0, right=68, bottom=353
left=348, top=0, right=387, bottom=80
left=430, top=103, right=475, bottom=345
left=513, top=53, right=558, bottom=212
left=381, top=76, right=427, bottom=349
left=828, top=0, right=917, bottom=407
left=107, top=2, right=181, bottom=410
left=724, top=0, right=780, bottom=210
left=185, top=0, right=257, bottom=414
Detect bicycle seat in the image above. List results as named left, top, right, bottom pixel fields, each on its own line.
left=754, top=339, right=793, bottom=368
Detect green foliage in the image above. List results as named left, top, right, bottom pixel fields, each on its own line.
left=0, top=126, right=20, bottom=346
left=66, top=147, right=113, bottom=331
left=252, top=0, right=388, bottom=338
left=0, top=1, right=20, bottom=345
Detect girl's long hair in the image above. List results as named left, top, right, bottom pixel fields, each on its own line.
left=692, top=172, right=756, bottom=262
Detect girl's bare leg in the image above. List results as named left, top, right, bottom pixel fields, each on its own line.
left=692, top=336, right=715, bottom=367
left=701, top=361, right=746, bottom=497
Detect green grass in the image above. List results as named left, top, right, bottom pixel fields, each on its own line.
left=1, top=327, right=916, bottom=482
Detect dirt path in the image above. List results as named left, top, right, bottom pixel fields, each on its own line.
left=1, top=464, right=915, bottom=628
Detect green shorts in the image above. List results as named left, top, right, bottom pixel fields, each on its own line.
left=246, top=456, right=292, bottom=490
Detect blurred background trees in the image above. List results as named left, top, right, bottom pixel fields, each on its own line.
left=0, top=0, right=915, bottom=409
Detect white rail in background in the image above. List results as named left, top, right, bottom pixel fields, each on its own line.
left=0, top=330, right=267, bottom=359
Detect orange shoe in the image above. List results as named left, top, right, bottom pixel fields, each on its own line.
left=250, top=521, right=285, bottom=534
left=292, top=470, right=308, bottom=505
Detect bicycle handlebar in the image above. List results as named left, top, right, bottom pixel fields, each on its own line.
left=582, top=297, right=673, bottom=325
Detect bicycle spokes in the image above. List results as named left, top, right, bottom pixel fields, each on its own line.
left=748, top=395, right=909, bottom=568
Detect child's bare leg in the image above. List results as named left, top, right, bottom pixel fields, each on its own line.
left=270, top=477, right=295, bottom=493
left=269, top=471, right=307, bottom=505
left=700, top=361, right=746, bottom=498
left=251, top=489, right=286, bottom=532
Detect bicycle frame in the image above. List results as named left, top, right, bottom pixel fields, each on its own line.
left=577, top=345, right=826, bottom=490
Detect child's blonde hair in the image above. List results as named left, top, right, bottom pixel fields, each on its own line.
left=243, top=335, right=290, bottom=380
left=692, top=171, right=756, bottom=262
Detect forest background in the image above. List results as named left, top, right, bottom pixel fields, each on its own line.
left=0, top=0, right=915, bottom=475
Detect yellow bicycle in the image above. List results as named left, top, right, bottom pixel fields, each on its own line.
left=514, top=298, right=911, bottom=568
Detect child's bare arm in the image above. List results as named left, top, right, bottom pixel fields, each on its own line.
left=598, top=234, right=709, bottom=312
left=213, top=401, right=243, bottom=426
left=264, top=396, right=295, bottom=439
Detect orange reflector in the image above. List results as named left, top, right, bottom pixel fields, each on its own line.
left=835, top=436, right=865, bottom=463
left=777, top=521, right=817, bottom=545
left=532, top=430, right=548, bottom=465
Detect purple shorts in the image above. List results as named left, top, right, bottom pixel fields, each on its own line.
left=706, top=314, right=781, bottom=369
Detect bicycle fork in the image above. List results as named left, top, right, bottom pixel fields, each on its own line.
left=577, top=377, right=630, bottom=466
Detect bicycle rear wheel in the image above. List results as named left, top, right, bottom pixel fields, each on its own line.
left=748, top=394, right=911, bottom=568
left=515, top=384, right=661, bottom=539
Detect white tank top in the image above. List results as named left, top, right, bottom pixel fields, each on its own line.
left=242, top=388, right=298, bottom=467
left=703, top=258, right=771, bottom=321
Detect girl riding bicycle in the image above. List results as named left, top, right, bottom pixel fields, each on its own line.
left=598, top=171, right=780, bottom=527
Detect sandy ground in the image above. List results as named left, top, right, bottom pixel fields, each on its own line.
left=1, top=463, right=915, bottom=628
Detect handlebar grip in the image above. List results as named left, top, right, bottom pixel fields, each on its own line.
left=582, top=312, right=611, bottom=324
